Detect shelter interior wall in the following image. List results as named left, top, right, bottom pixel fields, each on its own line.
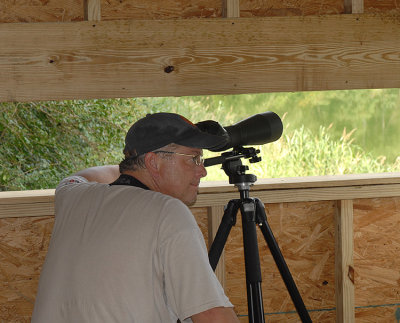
left=1, top=0, right=399, bottom=23
left=1, top=197, right=400, bottom=322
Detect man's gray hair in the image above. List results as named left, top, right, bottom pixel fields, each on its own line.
left=119, top=143, right=178, bottom=173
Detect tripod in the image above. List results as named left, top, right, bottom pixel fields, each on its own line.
left=206, top=148, right=312, bottom=323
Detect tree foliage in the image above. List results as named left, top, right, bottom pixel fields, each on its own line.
left=0, top=99, right=142, bottom=190
left=1, top=91, right=399, bottom=191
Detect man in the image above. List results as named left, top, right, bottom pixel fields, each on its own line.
left=32, top=113, right=239, bottom=323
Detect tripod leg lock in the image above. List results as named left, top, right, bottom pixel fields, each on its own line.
left=223, top=199, right=240, bottom=226
left=254, top=198, right=268, bottom=224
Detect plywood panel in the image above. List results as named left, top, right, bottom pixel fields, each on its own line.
left=238, top=310, right=335, bottom=322
left=101, top=0, right=222, bottom=20
left=353, top=197, right=400, bottom=307
left=191, top=207, right=209, bottom=247
left=224, top=201, right=336, bottom=319
left=1, top=184, right=400, bottom=322
left=364, top=0, right=400, bottom=14
left=3, top=0, right=399, bottom=24
left=0, top=216, right=54, bottom=322
left=0, top=0, right=84, bottom=23
left=241, top=0, right=343, bottom=17
left=355, top=306, right=400, bottom=322
left=1, top=14, right=400, bottom=102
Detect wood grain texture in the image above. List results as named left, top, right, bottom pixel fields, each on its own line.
left=353, top=197, right=400, bottom=307
left=222, top=0, right=240, bottom=18
left=1, top=14, right=400, bottom=102
left=0, top=0, right=84, bottom=23
left=335, top=200, right=355, bottom=323
left=2, top=0, right=399, bottom=23
left=85, top=0, right=101, bottom=21
left=101, top=0, right=222, bottom=20
left=1, top=178, right=400, bottom=321
left=0, top=216, right=54, bottom=322
left=225, top=201, right=336, bottom=318
left=344, top=0, right=364, bottom=14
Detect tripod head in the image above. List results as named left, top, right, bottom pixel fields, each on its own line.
left=204, top=146, right=261, bottom=192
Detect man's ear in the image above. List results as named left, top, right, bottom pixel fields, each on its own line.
left=144, top=152, right=160, bottom=175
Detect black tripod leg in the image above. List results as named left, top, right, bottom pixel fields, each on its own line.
left=255, top=198, right=312, bottom=323
left=208, top=199, right=240, bottom=271
left=240, top=198, right=265, bottom=323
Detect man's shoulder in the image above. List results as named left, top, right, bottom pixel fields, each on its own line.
left=58, top=175, right=88, bottom=187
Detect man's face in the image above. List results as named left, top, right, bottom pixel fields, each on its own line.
left=156, top=145, right=207, bottom=206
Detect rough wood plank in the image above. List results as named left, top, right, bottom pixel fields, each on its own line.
left=85, top=0, right=101, bottom=21
left=2, top=174, right=400, bottom=217
left=335, top=200, right=355, bottom=323
left=2, top=0, right=399, bottom=24
left=0, top=216, right=54, bottom=322
left=199, top=173, right=400, bottom=193
left=222, top=0, right=240, bottom=18
left=0, top=203, right=55, bottom=219
left=225, top=200, right=336, bottom=319
left=195, top=183, right=400, bottom=207
left=352, top=0, right=364, bottom=13
left=0, top=189, right=55, bottom=219
left=353, top=197, right=400, bottom=307
left=344, top=0, right=364, bottom=13
left=1, top=195, right=399, bottom=322
left=0, top=189, right=55, bottom=205
left=1, top=14, right=400, bottom=102
left=0, top=0, right=84, bottom=23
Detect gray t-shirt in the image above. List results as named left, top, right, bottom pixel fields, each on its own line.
left=32, top=176, right=232, bottom=322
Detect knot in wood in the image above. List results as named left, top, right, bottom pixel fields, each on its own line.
left=164, top=66, right=174, bottom=73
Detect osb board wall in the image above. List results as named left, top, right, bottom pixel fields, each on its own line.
left=353, top=197, right=400, bottom=321
left=224, top=200, right=336, bottom=322
left=1, top=197, right=400, bottom=322
left=1, top=0, right=399, bottom=23
left=0, top=216, right=53, bottom=322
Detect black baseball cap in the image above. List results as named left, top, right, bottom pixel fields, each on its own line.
left=123, top=113, right=228, bottom=156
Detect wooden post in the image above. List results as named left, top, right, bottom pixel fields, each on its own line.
left=84, top=0, right=101, bottom=21
left=344, top=0, right=364, bottom=14
left=335, top=200, right=355, bottom=323
left=222, top=0, right=240, bottom=18
left=208, top=205, right=226, bottom=288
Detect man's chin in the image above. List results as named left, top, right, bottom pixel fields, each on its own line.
left=184, top=194, right=198, bottom=207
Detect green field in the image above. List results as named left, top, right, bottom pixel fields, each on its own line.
left=1, top=89, right=399, bottom=190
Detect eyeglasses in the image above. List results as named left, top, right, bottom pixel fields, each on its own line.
left=154, top=150, right=204, bottom=166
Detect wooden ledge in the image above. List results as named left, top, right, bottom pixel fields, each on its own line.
left=1, top=173, right=400, bottom=216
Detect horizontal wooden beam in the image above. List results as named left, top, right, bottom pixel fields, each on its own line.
left=2, top=173, right=400, bottom=217
left=1, top=14, right=399, bottom=102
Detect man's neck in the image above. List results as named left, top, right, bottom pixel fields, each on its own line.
left=122, top=170, right=156, bottom=191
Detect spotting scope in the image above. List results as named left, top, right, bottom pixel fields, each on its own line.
left=197, top=111, right=283, bottom=152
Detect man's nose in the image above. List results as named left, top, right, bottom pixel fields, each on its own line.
left=197, top=164, right=207, bottom=178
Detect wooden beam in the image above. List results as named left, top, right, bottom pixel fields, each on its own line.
left=2, top=173, right=400, bottom=217
left=335, top=200, right=355, bottom=323
left=0, top=189, right=55, bottom=218
left=1, top=14, right=399, bottom=102
left=195, top=183, right=400, bottom=207
left=84, top=0, right=101, bottom=21
left=344, top=0, right=364, bottom=14
left=222, top=0, right=240, bottom=18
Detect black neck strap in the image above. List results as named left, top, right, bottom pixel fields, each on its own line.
left=110, top=174, right=149, bottom=190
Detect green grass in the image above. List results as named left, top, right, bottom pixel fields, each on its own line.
left=203, top=124, right=400, bottom=182
left=1, top=95, right=399, bottom=191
